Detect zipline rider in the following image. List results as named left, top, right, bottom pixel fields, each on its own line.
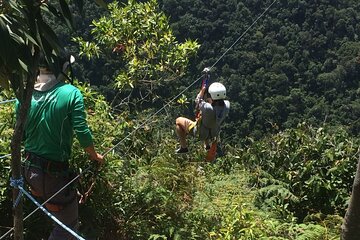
left=17, top=54, right=104, bottom=240
left=175, top=82, right=230, bottom=155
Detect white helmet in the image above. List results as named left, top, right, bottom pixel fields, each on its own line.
left=208, top=82, right=226, bottom=100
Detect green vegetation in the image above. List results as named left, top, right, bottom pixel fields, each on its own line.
left=158, top=0, right=360, bottom=142
left=0, top=87, right=354, bottom=239
left=1, top=0, right=360, bottom=239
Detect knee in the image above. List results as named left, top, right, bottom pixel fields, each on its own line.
left=176, top=117, right=183, bottom=125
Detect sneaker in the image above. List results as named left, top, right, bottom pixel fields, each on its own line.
left=175, top=147, right=189, bottom=154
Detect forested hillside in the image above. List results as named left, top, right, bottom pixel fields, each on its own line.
left=1, top=0, right=360, bottom=239
left=52, top=0, right=360, bottom=143
left=157, top=0, right=360, bottom=143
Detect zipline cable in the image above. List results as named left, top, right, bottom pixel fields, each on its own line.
left=104, top=0, right=278, bottom=156
left=1, top=1, right=278, bottom=238
left=102, top=76, right=203, bottom=157
left=209, top=0, right=277, bottom=70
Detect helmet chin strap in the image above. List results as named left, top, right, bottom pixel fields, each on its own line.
left=60, top=60, right=74, bottom=84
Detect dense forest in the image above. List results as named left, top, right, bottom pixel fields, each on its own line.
left=158, top=0, right=360, bottom=142
left=57, top=0, right=360, bottom=143
left=1, top=0, right=360, bottom=239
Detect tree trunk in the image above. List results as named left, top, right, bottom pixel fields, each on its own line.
left=11, top=55, right=38, bottom=239
left=341, top=155, right=360, bottom=240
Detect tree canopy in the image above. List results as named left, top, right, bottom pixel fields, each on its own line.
left=1, top=0, right=360, bottom=239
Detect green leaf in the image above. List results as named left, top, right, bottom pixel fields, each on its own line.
left=43, top=4, right=62, bottom=18
left=0, top=18, right=19, bottom=67
left=37, top=19, right=61, bottom=54
left=22, top=30, right=38, bottom=46
left=59, top=0, right=74, bottom=29
left=0, top=70, right=10, bottom=89
left=18, top=58, right=28, bottom=73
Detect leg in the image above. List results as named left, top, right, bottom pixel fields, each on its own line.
left=48, top=198, right=78, bottom=240
left=25, top=166, right=79, bottom=240
left=44, top=173, right=79, bottom=240
left=176, top=117, right=190, bottom=148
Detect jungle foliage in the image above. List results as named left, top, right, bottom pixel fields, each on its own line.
left=0, top=88, right=350, bottom=239
left=51, top=0, right=360, bottom=141
left=157, top=0, right=360, bottom=142
left=1, top=0, right=360, bottom=239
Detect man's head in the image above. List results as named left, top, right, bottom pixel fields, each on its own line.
left=38, top=53, right=75, bottom=83
left=208, top=82, right=226, bottom=101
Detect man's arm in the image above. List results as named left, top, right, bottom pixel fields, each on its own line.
left=71, top=89, right=104, bottom=164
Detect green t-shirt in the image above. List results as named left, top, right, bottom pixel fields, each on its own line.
left=17, top=82, right=93, bottom=162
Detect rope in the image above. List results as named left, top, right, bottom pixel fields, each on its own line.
left=18, top=185, right=85, bottom=240
left=0, top=166, right=91, bottom=240
left=0, top=150, right=25, bottom=160
left=9, top=177, right=24, bottom=208
left=0, top=99, right=16, bottom=104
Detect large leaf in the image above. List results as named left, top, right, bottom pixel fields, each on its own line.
left=18, top=58, right=28, bottom=73
left=22, top=30, right=39, bottom=46
left=37, top=19, right=62, bottom=54
left=45, top=4, right=67, bottom=23
left=0, top=65, right=10, bottom=89
left=8, top=25, right=25, bottom=45
left=34, top=20, right=55, bottom=73
left=0, top=17, right=19, bottom=68
left=59, top=0, right=74, bottom=30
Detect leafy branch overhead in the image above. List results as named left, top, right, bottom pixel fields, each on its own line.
left=74, top=0, right=200, bottom=90
left=0, top=0, right=75, bottom=95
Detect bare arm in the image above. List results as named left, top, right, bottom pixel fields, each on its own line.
left=84, top=145, right=104, bottom=164
left=195, top=86, right=207, bottom=104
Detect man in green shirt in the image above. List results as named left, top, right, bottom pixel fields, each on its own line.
left=19, top=56, right=104, bottom=240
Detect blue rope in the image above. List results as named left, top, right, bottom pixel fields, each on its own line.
left=18, top=185, right=85, bottom=240
left=0, top=99, right=16, bottom=104
left=9, top=177, right=24, bottom=208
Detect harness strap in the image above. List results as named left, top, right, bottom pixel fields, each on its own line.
left=188, top=117, right=202, bottom=137
left=45, top=202, right=64, bottom=212
left=25, top=152, right=69, bottom=174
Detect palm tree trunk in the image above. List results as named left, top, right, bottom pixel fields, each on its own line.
left=341, top=155, right=360, bottom=240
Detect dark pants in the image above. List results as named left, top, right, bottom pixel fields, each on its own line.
left=24, top=166, right=78, bottom=240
